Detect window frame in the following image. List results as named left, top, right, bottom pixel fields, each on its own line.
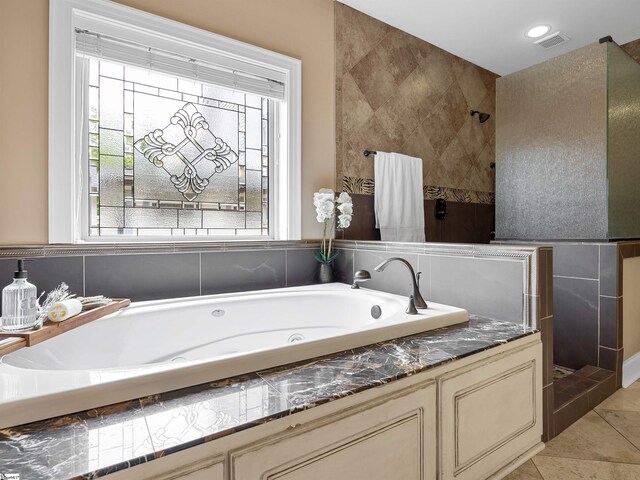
left=49, top=0, right=301, bottom=243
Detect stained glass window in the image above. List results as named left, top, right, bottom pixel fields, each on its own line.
left=86, top=58, right=271, bottom=238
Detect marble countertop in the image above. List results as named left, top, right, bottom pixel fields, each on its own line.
left=0, top=316, right=536, bottom=480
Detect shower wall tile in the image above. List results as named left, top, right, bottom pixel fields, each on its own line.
left=622, top=38, right=640, bottom=64
left=201, top=250, right=286, bottom=295
left=553, top=276, right=599, bottom=370
left=553, top=243, right=599, bottom=279
left=599, top=295, right=621, bottom=349
left=599, top=243, right=621, bottom=297
left=335, top=2, right=497, bottom=204
left=0, top=256, right=85, bottom=310
left=85, top=253, right=199, bottom=301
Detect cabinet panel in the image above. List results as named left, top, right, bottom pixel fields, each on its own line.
left=138, top=456, right=224, bottom=480
left=230, top=381, right=436, bottom=480
left=439, top=344, right=542, bottom=480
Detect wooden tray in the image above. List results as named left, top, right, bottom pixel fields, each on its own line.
left=0, top=299, right=130, bottom=348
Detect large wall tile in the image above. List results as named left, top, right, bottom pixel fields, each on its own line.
left=333, top=248, right=354, bottom=285
left=286, top=249, right=319, bottom=287
left=599, top=295, right=621, bottom=349
left=428, top=255, right=524, bottom=322
left=0, top=256, right=84, bottom=310
left=85, top=253, right=199, bottom=302
left=599, top=244, right=621, bottom=297
left=201, top=250, right=285, bottom=295
left=553, top=276, right=599, bottom=369
left=335, top=2, right=497, bottom=233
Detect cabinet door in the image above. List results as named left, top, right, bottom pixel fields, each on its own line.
left=439, top=342, right=543, bottom=480
left=230, top=380, right=436, bottom=480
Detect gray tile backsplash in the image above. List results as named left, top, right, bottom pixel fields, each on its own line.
left=0, top=242, right=543, bottom=336
left=201, top=250, right=286, bottom=295
left=286, top=249, right=320, bottom=287
left=428, top=255, right=524, bottom=323
left=85, top=253, right=200, bottom=302
left=0, top=257, right=85, bottom=311
left=333, top=249, right=354, bottom=284
left=0, top=248, right=322, bottom=309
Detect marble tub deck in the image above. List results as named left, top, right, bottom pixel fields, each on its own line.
left=0, top=316, right=536, bottom=480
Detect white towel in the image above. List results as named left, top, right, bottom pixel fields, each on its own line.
left=374, top=152, right=425, bottom=242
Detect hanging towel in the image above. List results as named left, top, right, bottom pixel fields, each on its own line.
left=374, top=152, right=425, bottom=242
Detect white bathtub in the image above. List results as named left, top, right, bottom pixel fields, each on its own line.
left=0, top=283, right=468, bottom=428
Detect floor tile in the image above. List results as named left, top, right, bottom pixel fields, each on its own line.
left=504, top=460, right=543, bottom=480
left=595, top=382, right=640, bottom=412
left=533, top=456, right=640, bottom=480
left=599, top=409, right=640, bottom=450
left=538, top=411, right=640, bottom=464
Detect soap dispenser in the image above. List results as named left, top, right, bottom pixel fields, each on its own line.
left=1, top=259, right=38, bottom=332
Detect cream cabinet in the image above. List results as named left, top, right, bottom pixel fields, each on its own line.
left=114, top=334, right=542, bottom=480
left=230, top=379, right=436, bottom=480
left=438, top=342, right=543, bottom=480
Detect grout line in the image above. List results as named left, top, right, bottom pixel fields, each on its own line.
left=553, top=274, right=599, bottom=282
left=530, top=458, right=546, bottom=479
left=285, top=250, right=288, bottom=287
left=82, top=256, right=86, bottom=296
left=598, top=247, right=601, bottom=367
left=600, top=294, right=623, bottom=299
left=198, top=252, right=202, bottom=296
left=594, top=408, right=640, bottom=455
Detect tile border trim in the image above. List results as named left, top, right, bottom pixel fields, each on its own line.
left=0, top=240, right=322, bottom=258
left=342, top=176, right=495, bottom=205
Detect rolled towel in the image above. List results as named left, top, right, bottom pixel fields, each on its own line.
left=48, top=299, right=83, bottom=323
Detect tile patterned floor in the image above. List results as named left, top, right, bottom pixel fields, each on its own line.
left=507, top=381, right=640, bottom=479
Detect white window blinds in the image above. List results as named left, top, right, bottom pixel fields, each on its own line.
left=75, top=29, right=286, bottom=100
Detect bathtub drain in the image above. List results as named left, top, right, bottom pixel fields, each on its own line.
left=371, top=305, right=382, bottom=319
left=211, top=309, right=225, bottom=317
left=288, top=333, right=305, bottom=343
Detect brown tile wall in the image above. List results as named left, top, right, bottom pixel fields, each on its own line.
left=622, top=38, right=640, bottom=63
left=335, top=2, right=498, bottom=203
left=338, top=194, right=494, bottom=243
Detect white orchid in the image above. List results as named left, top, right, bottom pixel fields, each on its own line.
left=337, top=202, right=353, bottom=216
left=338, top=214, right=352, bottom=229
left=313, top=188, right=354, bottom=265
left=337, top=192, right=351, bottom=204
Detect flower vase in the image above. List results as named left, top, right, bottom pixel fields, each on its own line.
left=318, top=263, right=333, bottom=284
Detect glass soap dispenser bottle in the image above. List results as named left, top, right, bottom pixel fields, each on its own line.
left=1, top=259, right=38, bottom=332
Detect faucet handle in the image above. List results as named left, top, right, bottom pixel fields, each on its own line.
left=352, top=270, right=371, bottom=289
left=416, top=271, right=422, bottom=287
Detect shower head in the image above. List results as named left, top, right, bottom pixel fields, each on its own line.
left=470, top=110, right=491, bottom=123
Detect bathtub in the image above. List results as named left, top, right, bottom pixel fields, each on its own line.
left=0, top=283, right=468, bottom=428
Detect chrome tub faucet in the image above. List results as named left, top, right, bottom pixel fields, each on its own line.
left=374, top=257, right=428, bottom=314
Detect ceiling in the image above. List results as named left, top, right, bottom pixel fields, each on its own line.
left=339, top=0, right=640, bottom=75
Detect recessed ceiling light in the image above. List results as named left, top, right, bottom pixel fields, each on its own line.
left=525, top=25, right=551, bottom=39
